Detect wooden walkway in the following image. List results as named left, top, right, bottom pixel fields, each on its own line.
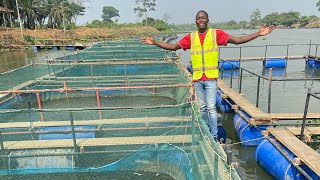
left=217, top=80, right=320, bottom=123
left=217, top=80, right=271, bottom=122
left=0, top=116, right=190, bottom=129
left=268, top=128, right=320, bottom=176
left=270, top=113, right=320, bottom=120
left=3, top=135, right=192, bottom=150
left=285, top=127, right=320, bottom=136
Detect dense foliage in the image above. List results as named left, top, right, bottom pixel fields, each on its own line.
left=1, top=0, right=319, bottom=31
left=171, top=10, right=320, bottom=31
left=0, top=0, right=85, bottom=29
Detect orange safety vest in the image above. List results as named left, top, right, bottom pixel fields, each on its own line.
left=190, top=29, right=219, bottom=80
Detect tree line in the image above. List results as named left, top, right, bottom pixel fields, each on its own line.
left=0, top=0, right=85, bottom=29
left=1, top=0, right=320, bottom=31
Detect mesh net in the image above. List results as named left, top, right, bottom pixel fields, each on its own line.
left=0, top=38, right=239, bottom=180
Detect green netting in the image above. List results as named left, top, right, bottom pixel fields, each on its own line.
left=0, top=38, right=239, bottom=179
left=87, top=45, right=162, bottom=51
left=94, top=39, right=145, bottom=47
left=0, top=64, right=50, bottom=91
left=0, top=103, right=239, bottom=180
left=60, top=50, right=176, bottom=61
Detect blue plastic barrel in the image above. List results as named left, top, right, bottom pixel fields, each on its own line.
left=32, top=46, right=40, bottom=52
left=216, top=90, right=233, bottom=113
left=219, top=59, right=240, bottom=70
left=217, top=126, right=226, bottom=143
left=38, top=126, right=96, bottom=140
left=232, top=110, right=267, bottom=146
left=186, top=63, right=193, bottom=74
left=256, top=139, right=319, bottom=179
left=316, top=60, right=320, bottom=68
left=306, top=58, right=316, bottom=68
left=66, top=46, right=76, bottom=51
left=52, top=46, right=61, bottom=51
left=263, top=58, right=287, bottom=68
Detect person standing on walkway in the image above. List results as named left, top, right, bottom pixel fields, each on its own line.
left=141, top=10, right=274, bottom=138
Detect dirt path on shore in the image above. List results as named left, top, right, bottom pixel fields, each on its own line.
left=0, top=26, right=159, bottom=50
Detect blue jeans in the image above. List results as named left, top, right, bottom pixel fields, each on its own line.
left=193, top=80, right=218, bottom=136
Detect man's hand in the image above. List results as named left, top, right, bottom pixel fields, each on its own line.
left=259, top=23, right=275, bottom=36
left=141, top=35, right=155, bottom=45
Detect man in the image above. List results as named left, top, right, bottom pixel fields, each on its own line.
left=141, top=10, right=274, bottom=138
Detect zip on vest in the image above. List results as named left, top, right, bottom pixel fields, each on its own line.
left=201, top=45, right=205, bottom=72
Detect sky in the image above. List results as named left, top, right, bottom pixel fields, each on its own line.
left=78, top=0, right=320, bottom=25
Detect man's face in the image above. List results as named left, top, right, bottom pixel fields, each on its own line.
left=195, top=12, right=209, bottom=30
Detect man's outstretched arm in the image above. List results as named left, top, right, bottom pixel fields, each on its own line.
left=228, top=24, right=275, bottom=45
left=141, top=36, right=182, bottom=51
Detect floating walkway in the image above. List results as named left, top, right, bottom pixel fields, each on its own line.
left=3, top=135, right=192, bottom=150
left=267, top=127, right=320, bottom=176
left=218, top=80, right=320, bottom=123
left=218, top=80, right=271, bottom=122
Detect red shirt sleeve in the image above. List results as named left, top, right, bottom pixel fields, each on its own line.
left=178, top=34, right=191, bottom=51
left=216, top=29, right=230, bottom=46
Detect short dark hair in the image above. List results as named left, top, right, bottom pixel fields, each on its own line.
left=196, top=10, right=209, bottom=19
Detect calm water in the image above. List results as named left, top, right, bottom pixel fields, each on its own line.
left=1, top=29, right=320, bottom=179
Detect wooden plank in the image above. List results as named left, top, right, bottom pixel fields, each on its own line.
left=0, top=116, right=191, bottom=129
left=268, top=128, right=320, bottom=176
left=286, top=127, right=320, bottom=135
left=270, top=113, right=320, bottom=120
left=0, top=80, right=35, bottom=98
left=217, top=80, right=271, bottom=121
left=3, top=135, right=192, bottom=150
left=12, top=80, right=35, bottom=90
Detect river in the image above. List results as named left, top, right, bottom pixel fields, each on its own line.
left=1, top=28, right=320, bottom=179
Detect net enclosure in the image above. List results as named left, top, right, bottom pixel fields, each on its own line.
left=0, top=39, right=240, bottom=180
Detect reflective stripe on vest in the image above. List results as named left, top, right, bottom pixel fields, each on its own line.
left=190, top=29, right=219, bottom=80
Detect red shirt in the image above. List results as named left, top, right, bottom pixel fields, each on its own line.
left=179, top=29, right=230, bottom=81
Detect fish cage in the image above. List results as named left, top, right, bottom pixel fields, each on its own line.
left=0, top=39, right=239, bottom=179
left=0, top=88, right=239, bottom=180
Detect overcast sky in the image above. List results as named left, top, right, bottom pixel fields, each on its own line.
left=78, top=0, right=320, bottom=25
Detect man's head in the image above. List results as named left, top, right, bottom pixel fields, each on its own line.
left=195, top=10, right=209, bottom=32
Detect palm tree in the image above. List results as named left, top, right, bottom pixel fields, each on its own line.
left=20, top=0, right=39, bottom=29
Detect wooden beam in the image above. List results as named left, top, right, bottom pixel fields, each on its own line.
left=3, top=135, right=192, bottom=150
left=0, top=116, right=191, bottom=129
left=270, top=113, right=320, bottom=120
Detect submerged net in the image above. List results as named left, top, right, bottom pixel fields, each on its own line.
left=0, top=38, right=239, bottom=180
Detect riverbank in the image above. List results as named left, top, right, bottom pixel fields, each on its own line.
left=0, top=26, right=160, bottom=51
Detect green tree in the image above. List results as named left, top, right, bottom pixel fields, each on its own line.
left=299, top=16, right=310, bottom=27
left=133, top=0, right=156, bottom=25
left=249, top=9, right=261, bottom=28
left=317, top=0, right=320, bottom=11
left=263, top=12, right=280, bottom=26
left=142, top=17, right=168, bottom=31
left=101, top=6, right=119, bottom=23
left=279, top=11, right=300, bottom=27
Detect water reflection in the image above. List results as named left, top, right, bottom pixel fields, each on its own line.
left=305, top=67, right=320, bottom=77
left=262, top=67, right=287, bottom=78
left=0, top=50, right=35, bottom=73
